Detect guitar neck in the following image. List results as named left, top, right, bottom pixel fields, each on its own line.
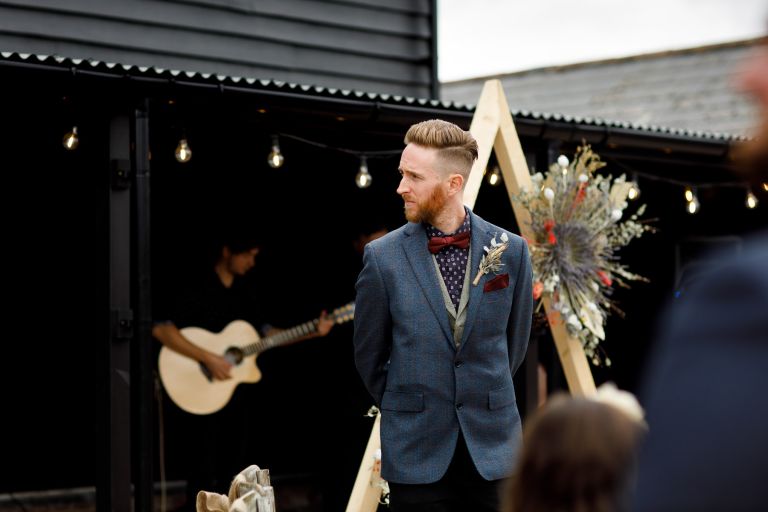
left=244, top=320, right=320, bottom=355
left=240, top=302, right=354, bottom=356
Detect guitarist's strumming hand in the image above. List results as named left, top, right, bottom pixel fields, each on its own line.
left=201, top=352, right=233, bottom=380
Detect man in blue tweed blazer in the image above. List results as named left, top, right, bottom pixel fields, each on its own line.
left=354, top=119, right=533, bottom=511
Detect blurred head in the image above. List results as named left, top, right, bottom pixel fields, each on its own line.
left=222, top=246, right=259, bottom=276
left=504, top=394, right=645, bottom=512
left=397, top=120, right=478, bottom=223
left=350, top=213, right=389, bottom=255
left=213, top=231, right=262, bottom=276
left=733, top=36, right=768, bottom=187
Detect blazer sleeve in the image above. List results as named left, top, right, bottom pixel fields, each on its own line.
left=507, top=237, right=534, bottom=376
left=353, top=242, right=392, bottom=406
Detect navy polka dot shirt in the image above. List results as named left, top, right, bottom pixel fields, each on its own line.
left=426, top=208, right=471, bottom=310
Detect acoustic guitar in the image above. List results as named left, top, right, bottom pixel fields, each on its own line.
left=158, top=302, right=355, bottom=414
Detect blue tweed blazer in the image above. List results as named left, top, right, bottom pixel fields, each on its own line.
left=353, top=209, right=533, bottom=484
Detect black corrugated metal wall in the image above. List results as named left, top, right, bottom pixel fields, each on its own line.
left=0, top=0, right=436, bottom=96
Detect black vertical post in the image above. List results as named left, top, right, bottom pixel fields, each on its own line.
left=103, top=113, right=133, bottom=512
left=133, top=98, right=153, bottom=512
left=521, top=334, right=540, bottom=418
left=518, top=150, right=540, bottom=419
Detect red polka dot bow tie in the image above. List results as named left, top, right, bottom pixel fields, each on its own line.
left=427, top=231, right=470, bottom=254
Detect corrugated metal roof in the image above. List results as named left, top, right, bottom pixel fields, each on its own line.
left=0, top=50, right=746, bottom=143
left=442, top=39, right=759, bottom=142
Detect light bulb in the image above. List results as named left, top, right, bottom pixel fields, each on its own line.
left=684, top=186, right=693, bottom=202
left=628, top=175, right=640, bottom=200
left=175, top=138, right=192, bottom=163
left=686, top=197, right=699, bottom=215
left=267, top=136, right=284, bottom=168
left=355, top=156, right=372, bottom=189
left=63, top=126, right=79, bottom=150
left=746, top=190, right=758, bottom=209
left=762, top=182, right=768, bottom=192
left=487, top=166, right=501, bottom=186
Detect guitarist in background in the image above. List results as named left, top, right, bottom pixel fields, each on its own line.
left=152, top=230, right=335, bottom=510
left=153, top=231, right=335, bottom=380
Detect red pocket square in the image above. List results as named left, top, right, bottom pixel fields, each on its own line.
left=484, top=273, right=509, bottom=292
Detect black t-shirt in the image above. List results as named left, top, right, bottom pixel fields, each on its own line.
left=166, top=270, right=263, bottom=334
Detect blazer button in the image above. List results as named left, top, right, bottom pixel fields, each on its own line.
left=455, top=361, right=463, bottom=368
left=456, top=403, right=464, bottom=410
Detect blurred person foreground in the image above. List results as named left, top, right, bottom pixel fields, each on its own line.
left=503, top=384, right=646, bottom=512
left=632, top=34, right=768, bottom=512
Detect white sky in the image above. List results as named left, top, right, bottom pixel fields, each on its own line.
left=438, top=0, right=767, bottom=82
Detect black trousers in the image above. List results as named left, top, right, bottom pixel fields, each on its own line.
left=388, top=433, right=504, bottom=512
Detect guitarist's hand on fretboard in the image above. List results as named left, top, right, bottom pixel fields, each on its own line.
left=315, top=310, right=335, bottom=338
left=201, top=352, right=233, bottom=380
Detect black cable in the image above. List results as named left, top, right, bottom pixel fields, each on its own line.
left=277, top=132, right=401, bottom=158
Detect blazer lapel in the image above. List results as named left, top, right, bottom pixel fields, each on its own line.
left=459, top=211, right=493, bottom=350
left=402, top=222, right=455, bottom=345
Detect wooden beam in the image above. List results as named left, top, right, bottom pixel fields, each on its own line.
left=465, top=80, right=596, bottom=396
left=346, top=413, right=383, bottom=512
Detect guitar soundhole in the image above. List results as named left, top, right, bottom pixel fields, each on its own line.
left=224, top=347, right=244, bottom=365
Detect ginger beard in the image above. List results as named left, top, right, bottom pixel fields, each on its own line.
left=402, top=180, right=449, bottom=224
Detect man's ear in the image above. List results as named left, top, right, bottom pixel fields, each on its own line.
left=448, top=173, right=464, bottom=195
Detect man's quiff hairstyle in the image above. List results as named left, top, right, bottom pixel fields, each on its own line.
left=404, top=119, right=479, bottom=182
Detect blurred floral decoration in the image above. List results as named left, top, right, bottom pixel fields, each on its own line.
left=515, top=144, right=654, bottom=366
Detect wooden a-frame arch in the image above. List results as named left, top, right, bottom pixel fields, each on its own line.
left=346, top=79, right=596, bottom=512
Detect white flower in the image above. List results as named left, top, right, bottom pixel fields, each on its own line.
left=567, top=314, right=581, bottom=328
left=557, top=155, right=569, bottom=167
left=490, top=236, right=499, bottom=247
left=591, top=382, right=646, bottom=425
left=500, top=232, right=509, bottom=243
left=611, top=208, right=623, bottom=221
left=578, top=174, right=588, bottom=183
left=543, top=187, right=555, bottom=201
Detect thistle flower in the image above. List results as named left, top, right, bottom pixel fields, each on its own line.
left=512, top=143, right=653, bottom=365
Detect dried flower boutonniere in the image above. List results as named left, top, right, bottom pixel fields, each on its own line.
left=473, top=232, right=509, bottom=286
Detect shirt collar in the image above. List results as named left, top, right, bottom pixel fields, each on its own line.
left=426, top=206, right=471, bottom=239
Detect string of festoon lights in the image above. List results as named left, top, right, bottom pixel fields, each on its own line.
left=61, top=127, right=766, bottom=205
left=166, top=131, right=402, bottom=189
left=481, top=161, right=763, bottom=212
left=609, top=160, right=763, bottom=213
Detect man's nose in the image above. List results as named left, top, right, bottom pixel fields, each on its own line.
left=396, top=177, right=408, bottom=195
